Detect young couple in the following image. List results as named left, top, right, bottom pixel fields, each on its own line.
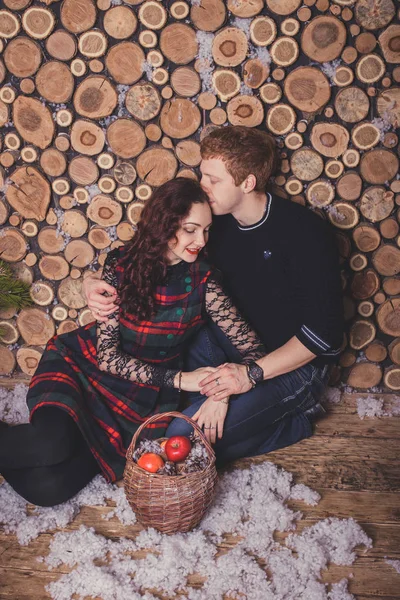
left=0, top=126, right=343, bottom=507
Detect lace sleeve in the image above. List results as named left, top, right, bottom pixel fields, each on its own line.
left=96, top=250, right=178, bottom=388
left=205, top=277, right=266, bottom=362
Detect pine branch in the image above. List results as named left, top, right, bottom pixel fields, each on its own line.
left=0, top=260, right=33, bottom=311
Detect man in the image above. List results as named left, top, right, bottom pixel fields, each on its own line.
left=84, top=126, right=343, bottom=464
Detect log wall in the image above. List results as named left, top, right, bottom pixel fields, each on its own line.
left=0, top=0, right=399, bottom=390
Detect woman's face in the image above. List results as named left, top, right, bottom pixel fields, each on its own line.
left=166, top=202, right=213, bottom=265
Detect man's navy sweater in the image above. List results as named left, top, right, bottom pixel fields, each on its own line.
left=208, top=193, right=344, bottom=367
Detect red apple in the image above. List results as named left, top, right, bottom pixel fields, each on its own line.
left=165, top=436, right=192, bottom=462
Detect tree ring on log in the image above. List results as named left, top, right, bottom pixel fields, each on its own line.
left=71, top=119, right=105, bottom=156
left=372, top=245, right=400, bottom=277
left=376, top=298, right=400, bottom=337
left=284, top=67, right=330, bottom=113
left=61, top=0, right=97, bottom=34
left=270, top=37, right=299, bottom=66
left=68, top=156, right=99, bottom=185
left=347, top=363, right=382, bottom=389
left=243, top=58, right=270, bottom=89
left=56, top=109, right=73, bottom=127
left=266, top=0, right=301, bottom=15
left=113, top=161, right=137, bottom=185
left=360, top=149, right=399, bottom=184
left=349, top=319, right=376, bottom=349
left=212, top=69, right=241, bottom=102
left=37, top=226, right=65, bottom=254
left=4, top=36, right=42, bottom=77
left=138, top=29, right=157, bottom=48
left=138, top=1, right=167, bottom=30
left=46, top=29, right=77, bottom=61
left=40, top=148, right=67, bottom=177
left=377, top=88, right=400, bottom=128
left=301, top=16, right=346, bottom=62
left=343, top=148, right=360, bottom=168
left=190, top=0, right=226, bottom=33
left=171, top=67, right=201, bottom=97
left=379, top=25, right=400, bottom=63
left=250, top=15, right=276, bottom=46
left=333, top=65, right=354, bottom=87
left=351, top=122, right=380, bottom=150
left=327, top=202, right=360, bottom=229
left=136, top=147, right=178, bottom=186
left=160, top=98, right=201, bottom=139
left=7, top=166, right=51, bottom=220
left=70, top=58, right=87, bottom=77
left=78, top=30, right=108, bottom=58
left=22, top=6, right=55, bottom=39
left=39, top=255, right=70, bottom=281
left=87, top=195, right=123, bottom=226
left=98, top=175, right=116, bottom=194
left=160, top=24, right=198, bottom=65
left=135, top=183, right=152, bottom=201
left=125, top=82, right=161, bottom=121
left=170, top=2, right=189, bottom=20
left=0, top=10, right=20, bottom=39
left=384, top=366, right=400, bottom=391
left=325, top=160, right=344, bottom=179
left=310, top=122, right=349, bottom=157
left=107, top=118, right=146, bottom=158
left=227, top=95, right=264, bottom=127
left=290, top=147, right=324, bottom=181
left=35, top=61, right=74, bottom=103
left=306, top=179, right=335, bottom=208
left=360, top=187, right=394, bottom=222
left=105, top=42, right=144, bottom=85
left=126, top=201, right=144, bottom=225
left=266, top=103, right=296, bottom=135
left=356, top=53, right=385, bottom=83
left=0, top=227, right=27, bottom=262
left=260, top=82, right=282, bottom=104
left=115, top=186, right=134, bottom=203
left=335, top=86, right=369, bottom=123
left=212, top=27, right=248, bottom=68
left=103, top=6, right=137, bottom=39
left=74, top=76, right=118, bottom=119
left=355, top=0, right=395, bottom=31
left=281, top=18, right=300, bottom=37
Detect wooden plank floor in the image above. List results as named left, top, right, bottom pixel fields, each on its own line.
left=0, top=391, right=399, bottom=599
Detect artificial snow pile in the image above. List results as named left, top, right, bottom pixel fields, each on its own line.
left=356, top=395, right=400, bottom=419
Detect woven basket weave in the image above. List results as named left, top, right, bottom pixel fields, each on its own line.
left=124, top=411, right=218, bottom=534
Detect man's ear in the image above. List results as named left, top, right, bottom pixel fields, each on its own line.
left=241, top=174, right=257, bottom=194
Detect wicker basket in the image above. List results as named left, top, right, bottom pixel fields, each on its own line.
left=124, top=411, right=218, bottom=534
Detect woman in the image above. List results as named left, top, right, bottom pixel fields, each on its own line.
left=0, top=178, right=269, bottom=507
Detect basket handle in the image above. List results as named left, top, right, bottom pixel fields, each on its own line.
left=127, top=411, right=215, bottom=460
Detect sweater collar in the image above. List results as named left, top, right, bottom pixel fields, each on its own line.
left=237, top=193, right=272, bottom=231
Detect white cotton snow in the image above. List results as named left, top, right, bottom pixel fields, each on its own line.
left=322, top=387, right=342, bottom=404
left=357, top=395, right=400, bottom=419
left=386, top=558, right=400, bottom=574
left=0, top=383, right=30, bottom=424
left=196, top=31, right=215, bottom=92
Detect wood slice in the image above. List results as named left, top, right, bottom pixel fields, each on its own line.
left=243, top=58, right=269, bottom=89
left=360, top=149, right=399, bottom=185
left=61, top=209, right=88, bottom=237
left=351, top=122, right=380, bottom=150
left=357, top=300, right=374, bottom=318
left=136, top=147, right=178, bottom=186
left=351, top=268, right=381, bottom=300
left=372, top=245, right=400, bottom=277
left=0, top=10, right=20, bottom=39
left=125, top=82, right=161, bottom=120
left=70, top=58, right=86, bottom=77
left=22, top=7, right=55, bottom=39
left=379, top=24, right=400, bottom=64
left=11, top=261, right=33, bottom=285
left=0, top=320, right=19, bottom=344
left=39, top=254, right=70, bottom=280
left=115, top=186, right=134, bottom=203
left=0, top=199, right=8, bottom=226
left=13, top=96, right=54, bottom=149
left=227, top=0, right=262, bottom=17
left=333, top=65, right=354, bottom=87
left=126, top=202, right=144, bottom=226
left=37, top=226, right=65, bottom=254
left=198, top=92, right=217, bottom=110
left=310, top=122, right=349, bottom=158
left=177, top=168, right=197, bottom=181
left=227, top=95, right=263, bottom=127
left=105, top=41, right=144, bottom=84
left=0, top=59, right=6, bottom=85
left=78, top=29, right=107, bottom=58
left=0, top=99, right=9, bottom=128
left=334, top=87, right=369, bottom=123
left=30, top=280, right=54, bottom=306
left=138, top=29, right=157, bottom=48
left=113, top=161, right=136, bottom=185
left=98, top=175, right=116, bottom=194
left=190, top=0, right=226, bottom=33
left=347, top=363, right=382, bottom=389
left=16, top=346, right=43, bottom=376
left=336, top=172, right=362, bottom=202
left=4, top=36, right=42, bottom=77
left=306, top=179, right=335, bottom=208
left=46, top=208, right=58, bottom=225
left=270, top=37, right=299, bottom=66
left=388, top=338, right=400, bottom=365
left=290, top=148, right=324, bottom=181
left=74, top=76, right=117, bottom=119
left=266, top=103, right=296, bottom=135
left=6, top=166, right=50, bottom=221
left=339, top=350, right=356, bottom=368
left=138, top=1, right=167, bottom=30
left=327, top=202, right=359, bottom=229
left=284, top=67, right=330, bottom=114
left=70, top=119, right=105, bottom=156
left=377, top=88, right=400, bottom=128
left=353, top=225, right=381, bottom=252
left=380, top=218, right=399, bottom=239
left=152, top=68, right=169, bottom=86
left=107, top=118, right=146, bottom=158
left=35, top=61, right=74, bottom=103
left=365, top=340, right=387, bottom=362
left=88, top=226, right=112, bottom=249
left=355, top=0, right=395, bottom=31
left=64, top=239, right=95, bottom=268
left=78, top=307, right=95, bottom=326
left=46, top=29, right=76, bottom=60
left=57, top=276, right=86, bottom=309
left=68, top=156, right=99, bottom=185
left=103, top=6, right=137, bottom=39
left=356, top=53, right=385, bottom=83
left=360, top=187, right=394, bottom=222
left=384, top=366, right=400, bottom=391
left=175, top=140, right=201, bottom=167
left=57, top=319, right=78, bottom=334
left=212, top=69, right=241, bottom=102
left=55, top=133, right=70, bottom=152
left=250, top=16, right=276, bottom=46
left=266, top=0, right=301, bottom=15
left=325, top=159, right=345, bottom=179
left=17, top=307, right=55, bottom=345
left=0, top=346, right=16, bottom=375
left=212, top=27, right=248, bottom=67
left=171, top=67, right=201, bottom=97
left=301, top=15, right=346, bottom=62
left=160, top=24, right=198, bottom=65
left=20, top=146, right=37, bottom=163
left=376, top=298, right=400, bottom=337
left=160, top=98, right=201, bottom=139
left=21, top=220, right=38, bottom=238
left=87, top=195, right=123, bottom=226
left=40, top=148, right=67, bottom=177
left=61, top=0, right=96, bottom=34
left=97, top=152, right=114, bottom=170
left=349, top=319, right=376, bottom=350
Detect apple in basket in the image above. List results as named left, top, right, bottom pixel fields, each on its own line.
left=137, top=452, right=164, bottom=473
left=165, top=436, right=192, bottom=462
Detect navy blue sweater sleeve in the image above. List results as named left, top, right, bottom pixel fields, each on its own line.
left=289, top=214, right=344, bottom=357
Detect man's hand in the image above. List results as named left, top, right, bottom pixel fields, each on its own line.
left=192, top=397, right=229, bottom=444
left=84, top=276, right=119, bottom=322
left=199, top=363, right=253, bottom=399
left=179, top=367, right=218, bottom=392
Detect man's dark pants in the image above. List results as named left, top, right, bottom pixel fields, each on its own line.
left=166, top=322, right=329, bottom=467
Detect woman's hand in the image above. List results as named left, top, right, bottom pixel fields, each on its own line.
left=192, top=397, right=229, bottom=444
left=84, top=274, right=119, bottom=322
left=179, top=367, right=218, bottom=392
left=199, top=363, right=253, bottom=399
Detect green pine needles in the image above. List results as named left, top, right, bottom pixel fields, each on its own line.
left=0, top=260, right=32, bottom=311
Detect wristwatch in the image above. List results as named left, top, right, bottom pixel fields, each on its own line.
left=245, top=361, right=264, bottom=388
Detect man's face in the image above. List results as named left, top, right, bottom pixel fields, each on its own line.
left=200, top=157, right=245, bottom=216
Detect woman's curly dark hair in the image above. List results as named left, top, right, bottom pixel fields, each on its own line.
left=119, top=178, right=209, bottom=320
